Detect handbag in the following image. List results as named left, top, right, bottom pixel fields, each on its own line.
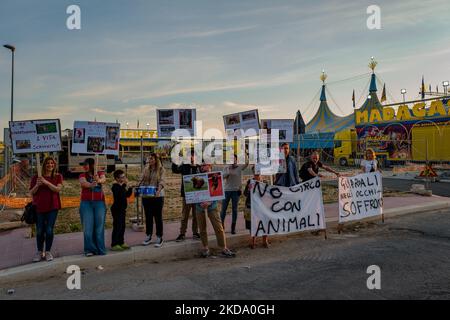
left=21, top=202, right=37, bottom=225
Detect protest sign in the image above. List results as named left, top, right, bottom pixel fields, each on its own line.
left=223, top=109, right=260, bottom=138
left=157, top=109, right=196, bottom=137
left=72, top=121, right=120, bottom=155
left=183, top=171, right=225, bottom=204
left=250, top=177, right=326, bottom=237
left=9, top=119, right=62, bottom=154
left=338, top=172, right=383, bottom=223
left=260, top=119, right=294, bottom=142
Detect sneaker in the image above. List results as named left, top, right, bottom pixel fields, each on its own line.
left=175, top=234, right=185, bottom=242
left=120, top=244, right=130, bottom=250
left=154, top=237, right=164, bottom=248
left=193, top=233, right=201, bottom=240
left=142, top=235, right=152, bottom=246
left=221, top=248, right=236, bottom=258
left=111, top=245, right=124, bottom=251
left=200, top=249, right=210, bottom=258
left=45, top=251, right=54, bottom=261
left=32, top=251, right=43, bottom=262
left=85, top=252, right=94, bottom=257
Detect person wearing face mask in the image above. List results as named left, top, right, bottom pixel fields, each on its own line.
left=220, top=154, right=248, bottom=234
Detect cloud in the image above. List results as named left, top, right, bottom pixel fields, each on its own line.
left=169, top=25, right=258, bottom=39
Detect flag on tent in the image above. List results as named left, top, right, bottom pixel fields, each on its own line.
left=421, top=76, right=425, bottom=99
left=352, top=89, right=355, bottom=108
left=381, top=83, right=386, bottom=103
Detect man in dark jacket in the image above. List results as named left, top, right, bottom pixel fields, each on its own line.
left=275, top=143, right=300, bottom=187
left=172, top=151, right=201, bottom=241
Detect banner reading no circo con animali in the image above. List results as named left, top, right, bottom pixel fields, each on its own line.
left=250, top=177, right=326, bottom=237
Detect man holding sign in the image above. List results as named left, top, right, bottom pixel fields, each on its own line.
left=187, top=163, right=236, bottom=258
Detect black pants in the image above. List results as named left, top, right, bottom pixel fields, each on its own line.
left=111, top=208, right=126, bottom=247
left=142, top=197, right=164, bottom=238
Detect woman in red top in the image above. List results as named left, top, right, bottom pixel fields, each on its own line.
left=29, top=157, right=63, bottom=262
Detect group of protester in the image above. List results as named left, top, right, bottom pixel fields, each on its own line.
left=28, top=145, right=380, bottom=262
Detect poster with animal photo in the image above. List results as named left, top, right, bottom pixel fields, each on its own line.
left=157, top=109, right=196, bottom=137
left=223, top=109, right=260, bottom=138
left=183, top=171, right=225, bottom=204
left=9, top=119, right=62, bottom=154
left=72, top=121, right=120, bottom=155
left=260, top=119, right=294, bottom=143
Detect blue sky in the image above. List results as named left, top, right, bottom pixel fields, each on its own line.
left=1, top=0, right=450, bottom=139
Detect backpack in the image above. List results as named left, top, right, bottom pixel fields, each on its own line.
left=21, top=202, right=37, bottom=225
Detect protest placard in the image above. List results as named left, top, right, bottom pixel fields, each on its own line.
left=260, top=119, right=294, bottom=142
left=338, top=172, right=383, bottom=223
left=250, top=177, right=326, bottom=237
left=72, top=121, right=120, bottom=155
left=157, top=109, right=196, bottom=137
left=223, top=109, right=260, bottom=138
left=9, top=119, right=62, bottom=154
left=183, top=171, right=225, bottom=204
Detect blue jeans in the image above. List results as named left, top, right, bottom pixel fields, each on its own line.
left=36, top=210, right=58, bottom=252
left=220, top=191, right=240, bottom=225
left=80, top=201, right=107, bottom=255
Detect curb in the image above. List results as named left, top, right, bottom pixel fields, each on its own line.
left=1, top=200, right=449, bottom=287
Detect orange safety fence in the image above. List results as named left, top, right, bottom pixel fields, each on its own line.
left=0, top=193, right=136, bottom=210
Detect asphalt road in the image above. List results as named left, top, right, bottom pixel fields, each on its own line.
left=2, top=208, right=450, bottom=300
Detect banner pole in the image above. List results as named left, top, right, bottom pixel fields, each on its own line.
left=323, top=228, right=327, bottom=240
left=36, top=153, right=41, bottom=177
left=94, top=154, right=99, bottom=176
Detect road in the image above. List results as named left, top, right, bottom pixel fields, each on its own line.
left=2, top=208, right=450, bottom=300
left=325, top=177, right=450, bottom=198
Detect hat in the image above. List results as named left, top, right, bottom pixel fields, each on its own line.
left=79, top=158, right=95, bottom=166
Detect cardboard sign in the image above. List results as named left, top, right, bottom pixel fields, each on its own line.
left=251, top=177, right=326, bottom=236
left=72, top=121, right=120, bottom=155
left=157, top=109, right=196, bottom=137
left=260, top=119, right=294, bottom=142
left=338, top=172, right=383, bottom=223
left=183, top=171, right=225, bottom=204
left=223, top=109, right=260, bottom=138
left=9, top=119, right=62, bottom=154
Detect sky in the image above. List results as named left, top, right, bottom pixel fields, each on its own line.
left=1, top=0, right=450, bottom=140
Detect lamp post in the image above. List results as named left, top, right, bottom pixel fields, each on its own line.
left=146, top=123, right=150, bottom=130
left=3, top=44, right=15, bottom=122
left=443, top=81, right=449, bottom=95
left=401, top=89, right=407, bottom=103
left=126, top=122, right=129, bottom=129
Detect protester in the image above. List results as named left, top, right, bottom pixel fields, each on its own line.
left=29, top=157, right=63, bottom=262
left=243, top=167, right=269, bottom=249
left=172, top=150, right=201, bottom=242
left=110, top=169, right=133, bottom=251
left=79, top=158, right=107, bottom=256
left=220, top=154, right=248, bottom=234
left=139, top=153, right=165, bottom=248
left=299, top=151, right=340, bottom=182
left=196, top=162, right=236, bottom=258
left=361, top=148, right=382, bottom=173
left=275, top=143, right=300, bottom=187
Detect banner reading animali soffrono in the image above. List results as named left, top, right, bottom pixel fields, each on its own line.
left=338, top=172, right=383, bottom=223
left=250, top=177, right=326, bottom=237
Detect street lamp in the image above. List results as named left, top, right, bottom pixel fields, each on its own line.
left=3, top=44, right=15, bottom=121
left=126, top=122, right=129, bottom=129
left=401, top=89, right=407, bottom=103
left=443, top=81, right=449, bottom=95
left=146, top=123, right=150, bottom=130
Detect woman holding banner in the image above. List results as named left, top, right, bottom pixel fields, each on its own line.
left=79, top=158, right=107, bottom=256
left=139, top=153, right=165, bottom=248
left=361, top=148, right=382, bottom=174
left=29, top=157, right=63, bottom=262
left=243, top=167, right=269, bottom=249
